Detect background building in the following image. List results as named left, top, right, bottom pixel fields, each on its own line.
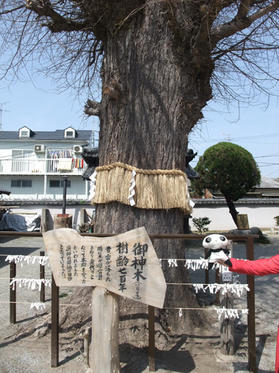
left=0, top=126, right=92, bottom=201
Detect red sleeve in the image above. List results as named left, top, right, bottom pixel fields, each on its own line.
left=229, top=255, right=279, bottom=276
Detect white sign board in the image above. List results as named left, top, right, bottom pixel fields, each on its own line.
left=43, top=227, right=166, bottom=308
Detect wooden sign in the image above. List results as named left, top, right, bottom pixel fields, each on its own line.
left=43, top=227, right=166, bottom=308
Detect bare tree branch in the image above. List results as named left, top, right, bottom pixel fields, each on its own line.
left=211, top=0, right=279, bottom=45
left=236, top=0, right=251, bottom=19
left=84, top=99, right=101, bottom=117
left=0, top=0, right=279, bottom=109
left=0, top=4, right=25, bottom=15
left=212, top=16, right=272, bottom=60
left=25, top=0, right=88, bottom=32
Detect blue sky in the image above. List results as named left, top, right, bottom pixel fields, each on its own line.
left=189, top=97, right=279, bottom=178
left=0, top=78, right=99, bottom=139
left=1, top=77, right=278, bottom=178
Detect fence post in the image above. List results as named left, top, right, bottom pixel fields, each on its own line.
left=204, top=247, right=209, bottom=284
left=54, top=214, right=72, bottom=229
left=80, top=208, right=89, bottom=226
left=9, top=262, right=16, bottom=324
left=148, top=237, right=156, bottom=371
left=219, top=270, right=234, bottom=355
left=246, top=236, right=257, bottom=372
left=148, top=305, right=155, bottom=371
left=51, top=273, right=59, bottom=368
left=42, top=208, right=60, bottom=367
left=41, top=208, right=53, bottom=232
left=51, top=213, right=72, bottom=367
left=215, top=268, right=220, bottom=305
left=40, top=251, right=45, bottom=303
left=237, top=214, right=249, bottom=230
left=219, top=240, right=235, bottom=354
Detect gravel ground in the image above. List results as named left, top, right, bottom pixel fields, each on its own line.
left=0, top=233, right=278, bottom=373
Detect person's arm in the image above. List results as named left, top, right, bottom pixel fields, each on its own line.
left=226, top=255, right=279, bottom=276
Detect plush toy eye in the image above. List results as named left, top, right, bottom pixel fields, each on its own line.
left=205, top=237, right=211, bottom=243
left=220, top=236, right=226, bottom=241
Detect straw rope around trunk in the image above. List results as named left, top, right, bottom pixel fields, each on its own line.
left=90, top=162, right=193, bottom=213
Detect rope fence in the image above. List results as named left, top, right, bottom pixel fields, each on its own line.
left=0, top=230, right=257, bottom=372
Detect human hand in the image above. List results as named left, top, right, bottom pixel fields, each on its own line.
left=216, top=259, right=230, bottom=267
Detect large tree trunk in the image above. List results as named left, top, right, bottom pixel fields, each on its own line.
left=94, top=1, right=213, bottom=332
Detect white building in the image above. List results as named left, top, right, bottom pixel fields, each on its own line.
left=0, top=126, right=92, bottom=201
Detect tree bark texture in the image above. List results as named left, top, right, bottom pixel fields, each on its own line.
left=98, top=1, right=212, bottom=168
left=94, top=1, right=213, bottom=331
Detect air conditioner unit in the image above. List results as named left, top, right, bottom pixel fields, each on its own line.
left=73, top=145, right=83, bottom=153
left=34, top=144, right=45, bottom=153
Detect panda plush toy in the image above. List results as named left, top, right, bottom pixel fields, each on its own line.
left=202, top=234, right=232, bottom=268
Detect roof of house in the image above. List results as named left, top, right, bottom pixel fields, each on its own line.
left=0, top=128, right=92, bottom=141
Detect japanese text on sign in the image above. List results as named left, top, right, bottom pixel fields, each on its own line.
left=43, top=227, right=166, bottom=308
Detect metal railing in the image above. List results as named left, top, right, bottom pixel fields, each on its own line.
left=0, top=158, right=85, bottom=175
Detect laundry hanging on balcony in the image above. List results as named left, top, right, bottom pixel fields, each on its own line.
left=73, top=158, right=84, bottom=169
left=48, top=150, right=73, bottom=172
left=58, top=158, right=73, bottom=171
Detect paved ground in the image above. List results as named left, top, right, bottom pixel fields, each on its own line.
left=0, top=235, right=87, bottom=373
left=0, top=233, right=278, bottom=372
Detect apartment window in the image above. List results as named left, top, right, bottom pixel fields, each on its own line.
left=12, top=150, right=33, bottom=158
left=12, top=150, right=33, bottom=173
left=65, top=131, right=74, bottom=138
left=19, top=127, right=31, bottom=138
left=64, top=128, right=76, bottom=138
left=11, top=180, right=32, bottom=188
left=49, top=180, right=71, bottom=188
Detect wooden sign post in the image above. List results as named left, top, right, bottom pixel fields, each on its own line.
left=43, top=226, right=166, bottom=373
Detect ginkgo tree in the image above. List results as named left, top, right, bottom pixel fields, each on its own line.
left=0, top=0, right=278, bottom=335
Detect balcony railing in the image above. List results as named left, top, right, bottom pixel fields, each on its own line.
left=0, top=157, right=85, bottom=175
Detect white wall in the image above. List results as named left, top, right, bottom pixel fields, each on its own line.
left=45, top=175, right=88, bottom=196
left=190, top=202, right=279, bottom=231
left=1, top=175, right=88, bottom=199
left=3, top=200, right=279, bottom=233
